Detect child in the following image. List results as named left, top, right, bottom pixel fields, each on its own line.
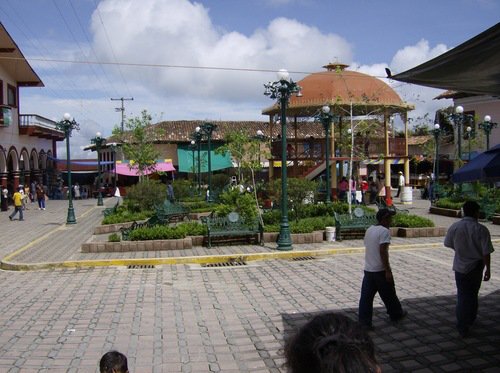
left=99, top=351, right=128, bottom=373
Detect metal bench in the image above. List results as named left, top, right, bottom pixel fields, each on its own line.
left=203, top=212, right=263, bottom=248
left=376, top=199, right=409, bottom=214
left=334, top=209, right=377, bottom=241
left=103, top=200, right=120, bottom=217
left=120, top=200, right=190, bottom=240
left=154, top=200, right=190, bottom=223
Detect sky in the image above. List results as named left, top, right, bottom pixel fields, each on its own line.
left=0, top=0, right=498, bottom=158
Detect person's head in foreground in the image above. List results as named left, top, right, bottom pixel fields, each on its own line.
left=376, top=208, right=395, bottom=228
left=100, top=351, right=128, bottom=373
left=462, top=200, right=480, bottom=219
left=284, top=313, right=380, bottom=373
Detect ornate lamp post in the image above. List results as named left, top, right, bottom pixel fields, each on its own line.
left=316, top=106, right=334, bottom=203
left=55, top=113, right=79, bottom=224
left=255, top=129, right=267, bottom=165
left=432, top=123, right=441, bottom=201
left=449, top=105, right=473, bottom=161
left=465, top=126, right=474, bottom=161
left=189, top=140, right=196, bottom=180
left=478, top=115, right=498, bottom=150
left=108, top=142, right=119, bottom=194
left=91, top=132, right=106, bottom=206
left=197, top=122, right=217, bottom=202
left=192, top=130, right=203, bottom=196
left=264, top=69, right=301, bottom=251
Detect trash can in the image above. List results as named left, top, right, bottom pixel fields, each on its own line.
left=401, top=186, right=413, bottom=204
left=325, top=226, right=336, bottom=242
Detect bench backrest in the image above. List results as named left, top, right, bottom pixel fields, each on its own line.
left=207, top=215, right=260, bottom=232
left=334, top=212, right=376, bottom=227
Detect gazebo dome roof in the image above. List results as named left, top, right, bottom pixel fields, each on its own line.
left=262, top=63, right=413, bottom=116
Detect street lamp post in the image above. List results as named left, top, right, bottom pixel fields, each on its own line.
left=55, top=113, right=79, bottom=224
left=108, top=142, right=118, bottom=194
left=432, top=123, right=441, bottom=201
left=465, top=126, right=473, bottom=161
left=478, top=115, right=498, bottom=151
left=91, top=132, right=106, bottom=206
left=198, top=123, right=217, bottom=202
left=192, top=130, right=203, bottom=196
left=264, top=69, right=301, bottom=251
left=189, top=140, right=196, bottom=181
left=316, top=106, right=334, bottom=203
left=449, top=105, right=473, bottom=161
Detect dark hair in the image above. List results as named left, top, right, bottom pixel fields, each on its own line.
left=284, top=313, right=378, bottom=373
left=100, top=351, right=128, bottom=373
left=462, top=200, right=480, bottom=218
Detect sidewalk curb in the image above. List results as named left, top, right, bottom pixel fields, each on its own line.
left=0, top=242, right=445, bottom=271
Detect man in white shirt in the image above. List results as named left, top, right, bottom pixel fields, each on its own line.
left=444, top=201, right=494, bottom=337
left=396, top=171, right=405, bottom=197
left=358, top=209, right=407, bottom=329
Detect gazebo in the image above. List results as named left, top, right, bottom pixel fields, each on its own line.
left=262, top=62, right=414, bottom=200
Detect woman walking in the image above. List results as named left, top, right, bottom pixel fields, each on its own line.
left=36, top=183, right=46, bottom=210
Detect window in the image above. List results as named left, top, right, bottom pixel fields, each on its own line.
left=7, top=84, right=17, bottom=107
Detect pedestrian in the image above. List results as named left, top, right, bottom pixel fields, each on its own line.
left=8, top=187, right=24, bottom=221
left=36, top=183, right=46, bottom=210
left=1, top=186, right=8, bottom=211
left=360, top=176, right=368, bottom=205
left=99, top=351, right=128, bottom=373
left=358, top=208, right=407, bottom=329
left=444, top=201, right=494, bottom=338
left=338, top=177, right=348, bottom=201
left=350, top=176, right=357, bottom=204
left=396, top=171, right=404, bottom=197
left=368, top=176, right=377, bottom=204
left=74, top=183, right=81, bottom=199
left=376, top=175, right=386, bottom=204
left=167, top=180, right=174, bottom=202
left=30, top=181, right=36, bottom=203
left=284, top=312, right=380, bottom=373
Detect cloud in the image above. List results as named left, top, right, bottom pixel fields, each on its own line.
left=90, top=0, right=353, bottom=103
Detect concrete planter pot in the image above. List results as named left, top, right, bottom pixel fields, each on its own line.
left=429, top=206, right=462, bottom=218
left=396, top=227, right=446, bottom=238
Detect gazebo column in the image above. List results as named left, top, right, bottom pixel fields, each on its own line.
left=0, top=173, right=7, bottom=188
left=384, top=113, right=392, bottom=200
left=403, top=111, right=410, bottom=188
left=331, top=116, right=337, bottom=200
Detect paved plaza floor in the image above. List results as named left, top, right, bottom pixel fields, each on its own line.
left=0, top=196, right=499, bottom=372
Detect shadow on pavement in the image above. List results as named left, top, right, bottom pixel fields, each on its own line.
left=282, top=290, right=500, bottom=372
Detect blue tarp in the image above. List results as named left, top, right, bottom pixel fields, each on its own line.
left=452, top=144, right=500, bottom=183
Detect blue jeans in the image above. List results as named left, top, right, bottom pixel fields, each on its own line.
left=9, top=206, right=24, bottom=220
left=359, top=270, right=404, bottom=327
left=455, top=262, right=484, bottom=332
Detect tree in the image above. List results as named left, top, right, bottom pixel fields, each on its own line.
left=216, top=130, right=268, bottom=225
left=114, top=110, right=163, bottom=182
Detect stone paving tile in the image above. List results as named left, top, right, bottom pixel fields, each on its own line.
left=0, top=197, right=500, bottom=371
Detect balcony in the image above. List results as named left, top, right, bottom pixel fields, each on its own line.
left=19, top=114, right=65, bottom=140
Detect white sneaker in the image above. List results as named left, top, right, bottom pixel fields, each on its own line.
left=42, top=208, right=46, bottom=210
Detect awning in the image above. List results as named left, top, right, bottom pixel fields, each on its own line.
left=114, top=161, right=175, bottom=176
left=390, top=23, right=500, bottom=96
left=177, top=144, right=233, bottom=173
left=362, top=158, right=406, bottom=165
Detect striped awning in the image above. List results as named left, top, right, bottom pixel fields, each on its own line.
left=362, top=158, right=406, bottom=165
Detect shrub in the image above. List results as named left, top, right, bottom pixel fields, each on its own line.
left=102, top=209, right=152, bottom=225
left=214, top=188, right=258, bottom=223
left=172, top=179, right=197, bottom=200
left=435, top=198, right=464, bottom=210
left=125, top=222, right=207, bottom=241
left=124, top=179, right=165, bottom=212
left=391, top=214, right=434, bottom=228
left=108, top=233, right=121, bottom=242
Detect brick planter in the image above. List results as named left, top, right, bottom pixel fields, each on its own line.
left=81, top=237, right=192, bottom=253
left=396, top=227, right=446, bottom=238
left=262, top=230, right=324, bottom=244
left=94, top=222, right=135, bottom=234
left=429, top=206, right=462, bottom=218
left=492, top=215, right=500, bottom=225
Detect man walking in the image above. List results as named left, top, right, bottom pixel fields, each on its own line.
left=444, top=201, right=494, bottom=337
left=358, top=208, right=407, bottom=329
left=396, top=171, right=404, bottom=197
left=8, top=187, right=24, bottom=221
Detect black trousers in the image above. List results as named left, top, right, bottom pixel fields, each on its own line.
left=455, top=262, right=484, bottom=332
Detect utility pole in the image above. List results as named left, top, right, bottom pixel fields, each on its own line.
left=111, top=97, right=134, bottom=132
